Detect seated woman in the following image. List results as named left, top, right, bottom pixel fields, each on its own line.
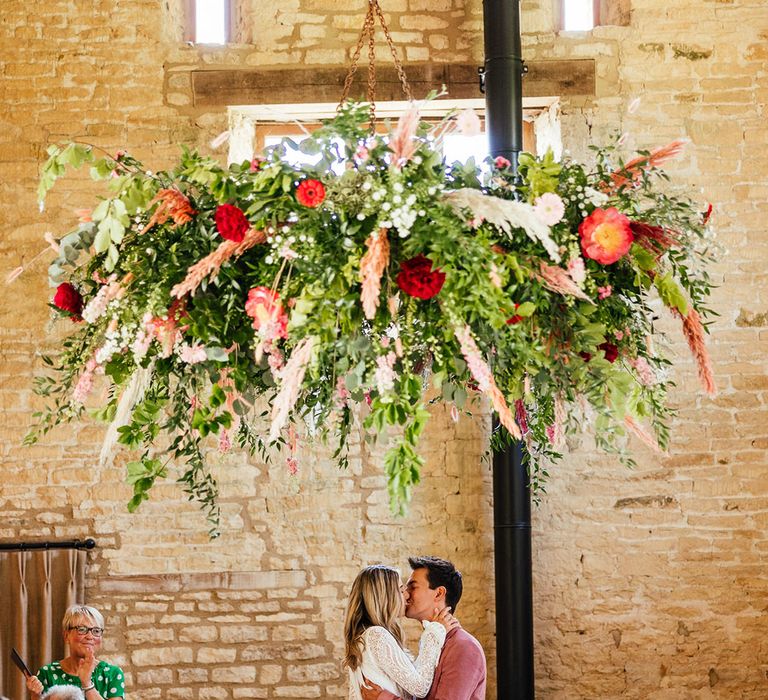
left=343, top=564, right=458, bottom=700
left=25, top=605, right=126, bottom=699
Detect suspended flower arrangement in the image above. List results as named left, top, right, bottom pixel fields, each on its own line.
left=25, top=101, right=718, bottom=534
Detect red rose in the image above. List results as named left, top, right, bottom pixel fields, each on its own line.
left=598, top=342, right=619, bottom=363
left=396, top=255, right=446, bottom=300
left=296, top=179, right=326, bottom=208
left=53, top=283, right=83, bottom=321
left=214, top=204, right=250, bottom=242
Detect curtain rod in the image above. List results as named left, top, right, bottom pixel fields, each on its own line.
left=0, top=538, right=96, bottom=552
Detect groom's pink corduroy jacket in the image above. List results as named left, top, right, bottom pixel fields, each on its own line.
left=378, top=627, right=487, bottom=700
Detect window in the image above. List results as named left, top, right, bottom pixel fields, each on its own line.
left=186, top=0, right=231, bottom=44
left=237, top=102, right=545, bottom=173
left=265, top=132, right=497, bottom=174
left=561, top=0, right=598, bottom=31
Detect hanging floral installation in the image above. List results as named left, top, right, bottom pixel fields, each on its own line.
left=25, top=100, right=717, bottom=534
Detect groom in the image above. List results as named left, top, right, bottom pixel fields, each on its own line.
left=361, top=555, right=487, bottom=700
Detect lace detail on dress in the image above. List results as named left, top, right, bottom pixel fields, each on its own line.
left=364, top=622, right=447, bottom=698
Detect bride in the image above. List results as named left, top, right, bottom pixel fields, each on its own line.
left=343, top=564, right=458, bottom=699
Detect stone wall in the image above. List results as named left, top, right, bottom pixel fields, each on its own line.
left=1, top=0, right=767, bottom=698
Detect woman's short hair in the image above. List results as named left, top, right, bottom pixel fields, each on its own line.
left=41, top=685, right=85, bottom=700
left=61, top=604, right=105, bottom=634
left=343, top=564, right=404, bottom=671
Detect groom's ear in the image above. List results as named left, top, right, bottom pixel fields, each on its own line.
left=435, top=585, right=447, bottom=603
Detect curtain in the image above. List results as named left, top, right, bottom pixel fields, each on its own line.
left=0, top=550, right=86, bottom=700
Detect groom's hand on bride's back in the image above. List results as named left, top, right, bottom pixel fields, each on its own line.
left=360, top=676, right=400, bottom=700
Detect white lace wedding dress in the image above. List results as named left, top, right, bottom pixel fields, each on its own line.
left=347, top=621, right=447, bottom=700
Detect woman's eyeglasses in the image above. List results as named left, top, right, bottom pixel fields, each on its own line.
left=68, top=626, right=104, bottom=638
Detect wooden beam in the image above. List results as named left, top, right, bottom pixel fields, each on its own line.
left=187, top=60, right=595, bottom=107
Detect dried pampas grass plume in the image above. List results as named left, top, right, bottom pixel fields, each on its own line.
left=607, top=140, right=687, bottom=191
left=360, top=228, right=390, bottom=319
left=99, top=363, right=155, bottom=467
left=675, top=307, right=717, bottom=397
left=537, top=262, right=592, bottom=302
left=172, top=227, right=267, bottom=298
left=444, top=188, right=561, bottom=263
left=624, top=414, right=665, bottom=454
left=389, top=104, right=420, bottom=169
left=454, top=324, right=521, bottom=440
left=269, top=336, right=316, bottom=442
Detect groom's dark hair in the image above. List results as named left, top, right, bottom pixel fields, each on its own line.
left=409, top=556, right=463, bottom=613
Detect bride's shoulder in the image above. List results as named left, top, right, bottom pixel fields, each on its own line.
left=363, top=625, right=395, bottom=642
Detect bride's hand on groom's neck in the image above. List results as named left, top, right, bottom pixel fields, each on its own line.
left=432, top=606, right=461, bottom=632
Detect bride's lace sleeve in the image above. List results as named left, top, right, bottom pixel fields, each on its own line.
left=365, top=623, right=447, bottom=698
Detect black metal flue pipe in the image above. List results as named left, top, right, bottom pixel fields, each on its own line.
left=483, top=0, right=525, bottom=168
left=483, top=0, right=535, bottom=698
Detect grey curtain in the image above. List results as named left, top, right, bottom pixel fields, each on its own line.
left=0, top=550, right=86, bottom=700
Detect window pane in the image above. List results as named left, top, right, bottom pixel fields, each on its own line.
left=196, top=0, right=227, bottom=44
left=563, top=0, right=594, bottom=31
left=443, top=133, right=489, bottom=165
left=264, top=136, right=347, bottom=175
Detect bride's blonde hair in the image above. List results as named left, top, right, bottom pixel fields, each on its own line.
left=343, top=565, right=404, bottom=671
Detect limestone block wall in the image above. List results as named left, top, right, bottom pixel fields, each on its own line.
left=1, top=0, right=767, bottom=698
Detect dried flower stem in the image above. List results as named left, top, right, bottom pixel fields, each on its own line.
left=360, top=228, right=390, bottom=319
left=676, top=307, right=717, bottom=397
left=454, top=324, right=521, bottom=440
left=172, top=227, right=267, bottom=298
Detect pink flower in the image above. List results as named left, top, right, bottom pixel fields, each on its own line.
left=450, top=404, right=460, bottom=423
left=267, top=347, right=285, bottom=375
left=468, top=216, right=485, bottom=229
left=455, top=108, right=481, bottom=136
left=218, top=429, right=232, bottom=453
left=533, top=193, right=565, bottom=226
left=72, top=358, right=99, bottom=405
left=179, top=343, right=207, bottom=364
left=334, top=376, right=350, bottom=410
left=374, top=352, right=397, bottom=395
left=245, top=287, right=289, bottom=340
left=494, top=156, right=511, bottom=169
left=597, top=285, right=612, bottom=299
left=566, top=256, right=586, bottom=285
left=489, top=264, right=503, bottom=288
left=286, top=456, right=299, bottom=475
left=631, top=356, right=657, bottom=386
left=354, top=145, right=369, bottom=162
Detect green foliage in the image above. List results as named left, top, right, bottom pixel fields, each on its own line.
left=28, top=102, right=717, bottom=533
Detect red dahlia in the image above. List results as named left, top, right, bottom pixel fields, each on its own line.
left=214, top=204, right=251, bottom=242
left=296, top=179, right=326, bottom=208
left=396, top=255, right=446, bottom=300
left=599, top=342, right=619, bottom=363
left=53, top=283, right=83, bottom=321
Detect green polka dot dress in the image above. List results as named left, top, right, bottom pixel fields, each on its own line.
left=37, top=660, right=126, bottom=698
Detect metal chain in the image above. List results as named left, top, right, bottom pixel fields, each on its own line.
left=338, top=2, right=376, bottom=108
left=372, top=0, right=412, bottom=101
left=337, top=0, right=413, bottom=125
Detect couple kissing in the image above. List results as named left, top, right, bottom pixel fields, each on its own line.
left=344, top=556, right=486, bottom=700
